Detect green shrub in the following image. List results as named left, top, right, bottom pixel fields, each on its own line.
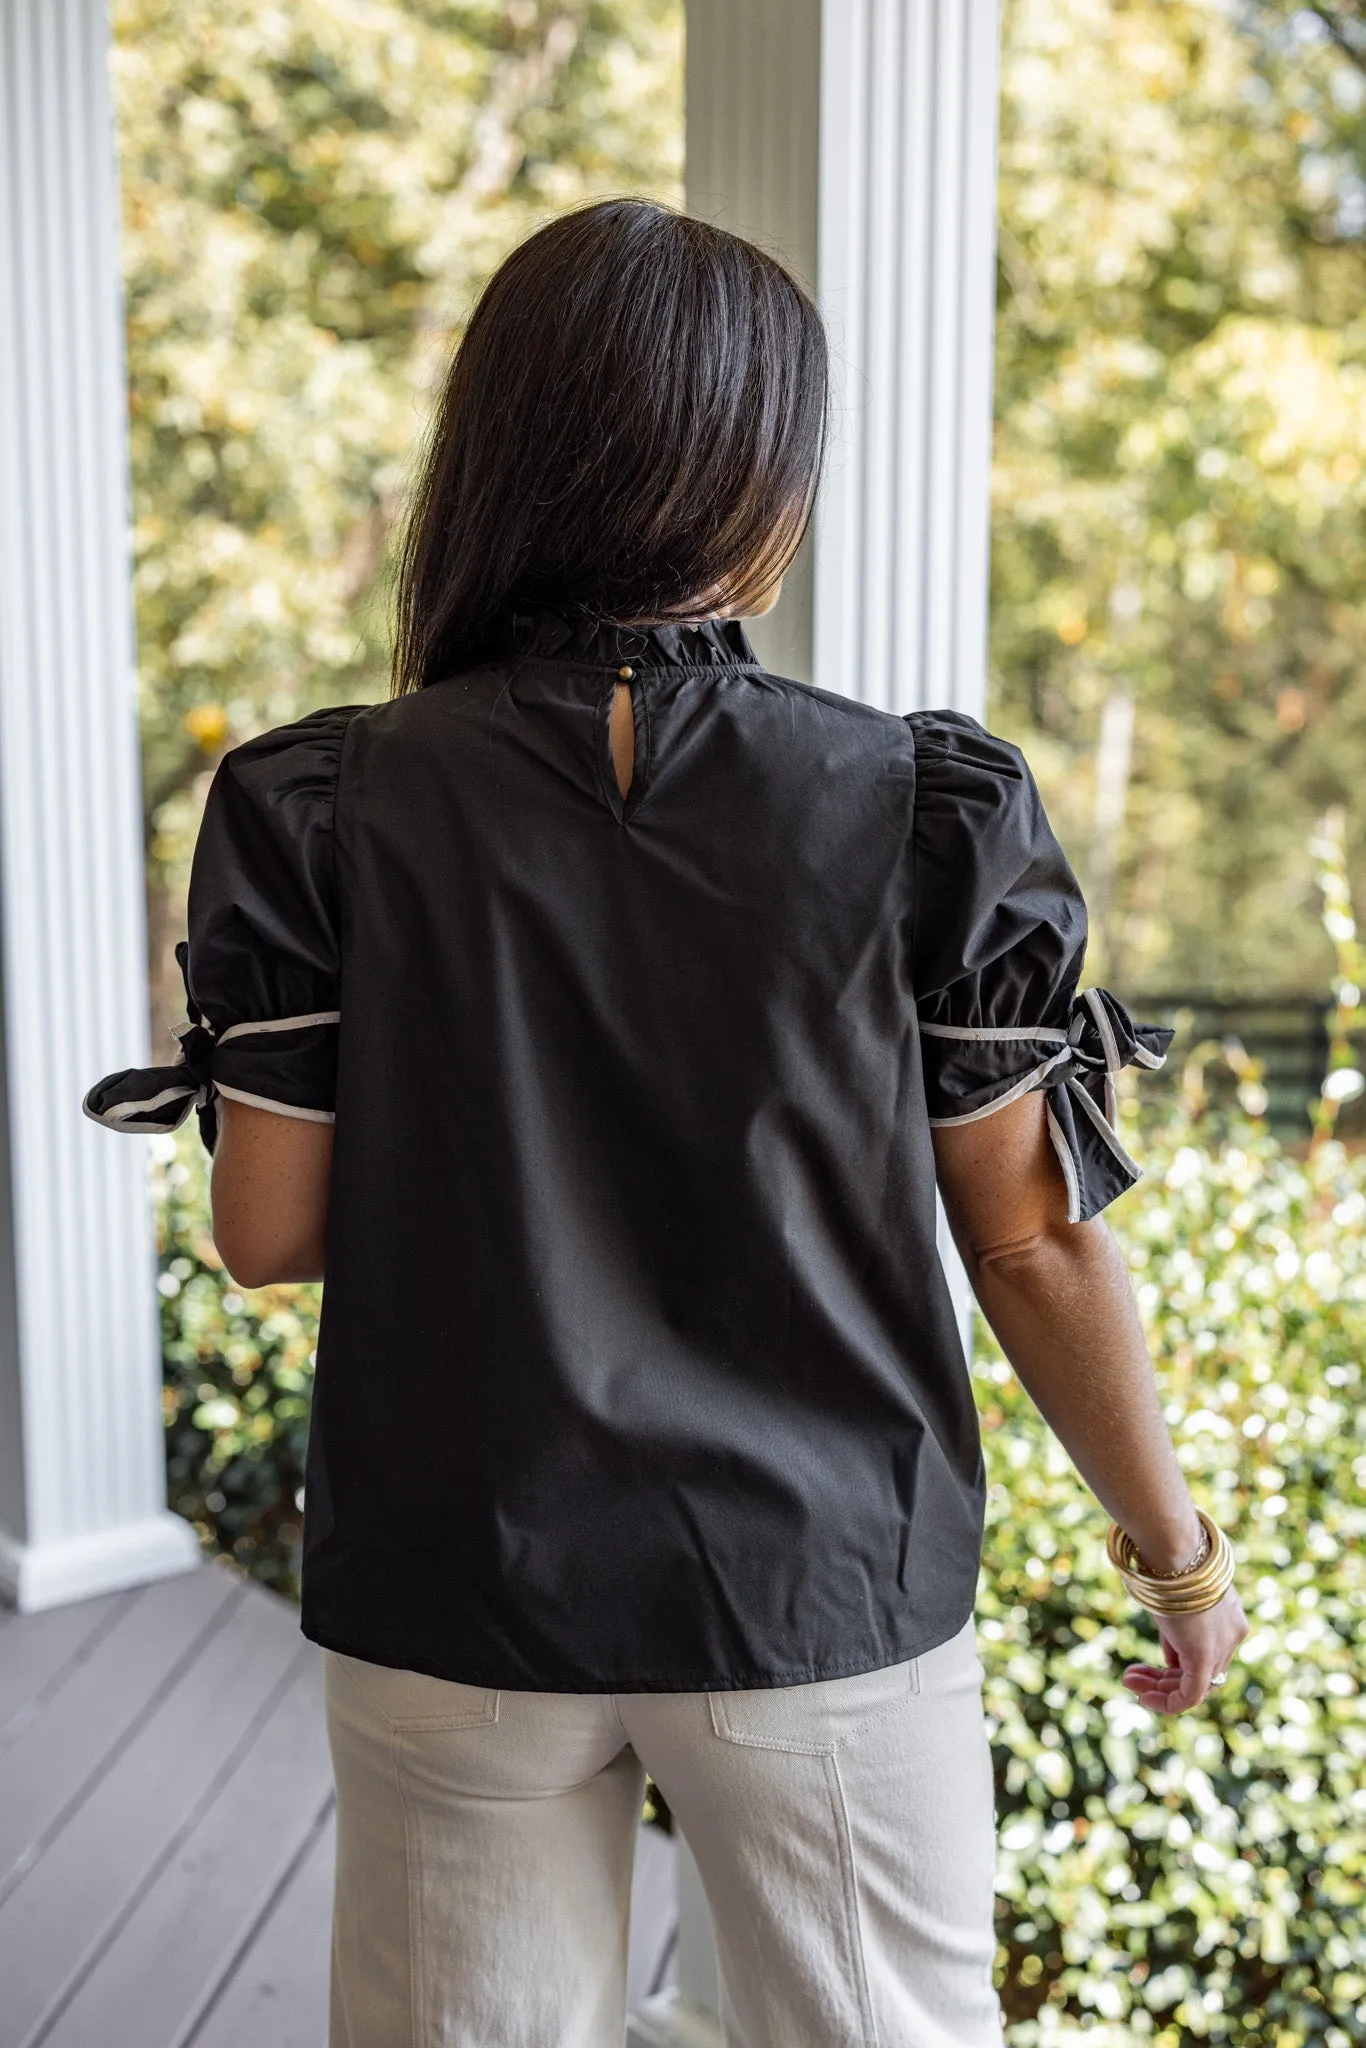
left=154, top=1105, right=1365, bottom=2041
left=980, top=1112, right=1365, bottom=2042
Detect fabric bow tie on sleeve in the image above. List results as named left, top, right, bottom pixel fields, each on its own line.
left=84, top=938, right=339, bottom=1153
left=1044, top=988, right=1173, bottom=1221
left=920, top=985, right=1174, bottom=1224
left=82, top=942, right=222, bottom=1152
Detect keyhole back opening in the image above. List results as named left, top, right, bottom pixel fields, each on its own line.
left=610, top=680, right=634, bottom=801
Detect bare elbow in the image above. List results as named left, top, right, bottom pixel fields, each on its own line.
left=212, top=1223, right=325, bottom=1291
left=215, top=1242, right=268, bottom=1291
left=967, top=1214, right=1108, bottom=1292
left=972, top=1224, right=1054, bottom=1281
left=213, top=1240, right=282, bottom=1292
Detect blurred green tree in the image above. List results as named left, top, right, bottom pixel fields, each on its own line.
left=118, top=0, right=1366, bottom=1015
left=112, top=0, right=682, bottom=1030
left=993, top=0, right=1366, bottom=997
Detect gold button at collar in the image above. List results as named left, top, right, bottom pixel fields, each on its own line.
left=618, top=665, right=634, bottom=681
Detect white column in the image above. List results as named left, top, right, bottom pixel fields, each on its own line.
left=631, top=3, right=1002, bottom=2036
left=0, top=0, right=198, bottom=1609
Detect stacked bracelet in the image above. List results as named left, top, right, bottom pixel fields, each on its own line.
left=1106, top=1507, right=1236, bottom=1616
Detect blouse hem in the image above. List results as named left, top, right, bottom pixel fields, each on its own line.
left=300, top=1610, right=981, bottom=1696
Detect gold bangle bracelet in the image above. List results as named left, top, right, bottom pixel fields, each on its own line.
left=1106, top=1508, right=1235, bottom=1616
left=1141, top=1525, right=1211, bottom=1578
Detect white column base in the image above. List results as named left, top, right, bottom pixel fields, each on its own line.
left=627, top=1995, right=725, bottom=2048
left=0, top=1511, right=201, bottom=1613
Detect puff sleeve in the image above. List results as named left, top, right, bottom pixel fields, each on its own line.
left=908, top=709, right=1172, bottom=1223
left=83, top=707, right=357, bottom=1153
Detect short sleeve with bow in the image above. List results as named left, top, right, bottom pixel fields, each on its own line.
left=83, top=707, right=358, bottom=1152
left=908, top=710, right=1171, bottom=1223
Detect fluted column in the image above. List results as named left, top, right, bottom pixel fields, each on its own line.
left=629, top=5, right=1003, bottom=2038
left=0, top=0, right=198, bottom=1608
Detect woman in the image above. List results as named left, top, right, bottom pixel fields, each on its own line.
left=87, top=199, right=1248, bottom=2048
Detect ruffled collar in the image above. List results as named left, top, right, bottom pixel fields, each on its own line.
left=470, top=607, right=759, bottom=671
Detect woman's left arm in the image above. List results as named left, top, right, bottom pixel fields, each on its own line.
left=211, top=1097, right=333, bottom=1288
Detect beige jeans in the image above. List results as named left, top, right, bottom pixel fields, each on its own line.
left=324, top=1617, right=1005, bottom=2048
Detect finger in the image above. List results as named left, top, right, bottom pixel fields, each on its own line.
left=1121, top=1679, right=1182, bottom=1700
left=1125, top=1654, right=1213, bottom=1712
left=1130, top=1684, right=1183, bottom=1714
left=1172, top=1663, right=1214, bottom=1712
left=1147, top=1672, right=1207, bottom=1715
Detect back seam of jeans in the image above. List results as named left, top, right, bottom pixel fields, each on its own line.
left=389, top=1727, right=424, bottom=2046
left=825, top=1749, right=880, bottom=2048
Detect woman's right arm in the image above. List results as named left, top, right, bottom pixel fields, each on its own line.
left=932, top=1089, right=1249, bottom=1716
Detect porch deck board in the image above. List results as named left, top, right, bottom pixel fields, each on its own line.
left=0, top=1589, right=132, bottom=1746
left=41, top=1650, right=332, bottom=2048
left=0, top=1564, right=678, bottom=2048
left=191, top=1807, right=336, bottom=2048
left=0, top=1569, right=240, bottom=1889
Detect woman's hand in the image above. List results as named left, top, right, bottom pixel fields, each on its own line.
left=933, top=1093, right=1252, bottom=1718
left=1119, top=1588, right=1251, bottom=1715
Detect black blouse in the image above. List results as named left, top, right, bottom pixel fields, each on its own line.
left=87, top=612, right=1169, bottom=1692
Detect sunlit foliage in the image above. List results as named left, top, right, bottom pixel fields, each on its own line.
left=980, top=1117, right=1365, bottom=2039
left=112, top=0, right=683, bottom=1018
left=117, top=0, right=1366, bottom=1009
left=993, top=0, right=1366, bottom=994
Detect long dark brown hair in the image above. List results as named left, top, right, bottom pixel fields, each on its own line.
left=391, top=198, right=828, bottom=693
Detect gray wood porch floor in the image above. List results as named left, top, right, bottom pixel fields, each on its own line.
left=0, top=1563, right=678, bottom=2048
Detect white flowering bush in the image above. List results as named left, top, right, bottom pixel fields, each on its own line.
left=979, top=1113, right=1366, bottom=2041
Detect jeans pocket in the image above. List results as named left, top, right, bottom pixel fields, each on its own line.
left=709, top=1658, right=919, bottom=1755
left=329, top=1649, right=500, bottom=1732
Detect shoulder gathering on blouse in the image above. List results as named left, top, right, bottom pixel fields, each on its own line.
left=85, top=612, right=1170, bottom=1693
